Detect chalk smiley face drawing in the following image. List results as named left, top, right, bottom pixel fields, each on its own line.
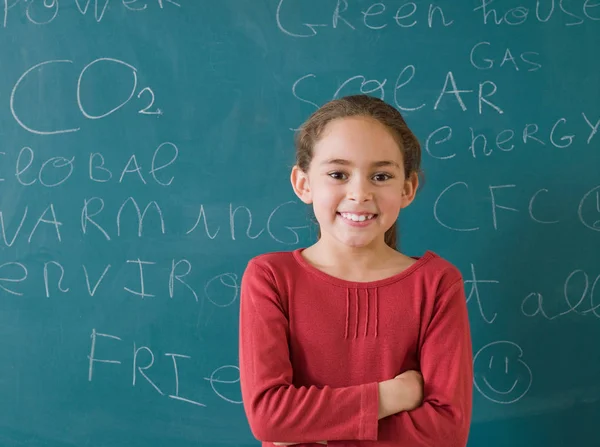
left=474, top=340, right=532, bottom=404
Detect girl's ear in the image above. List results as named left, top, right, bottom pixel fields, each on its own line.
left=400, top=172, right=419, bottom=208
left=291, top=165, right=313, bottom=204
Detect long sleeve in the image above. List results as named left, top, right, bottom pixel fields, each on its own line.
left=367, top=278, right=474, bottom=446
left=238, top=260, right=380, bottom=443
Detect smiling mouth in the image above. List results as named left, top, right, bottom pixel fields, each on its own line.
left=482, top=377, right=519, bottom=395
left=337, top=212, right=378, bottom=222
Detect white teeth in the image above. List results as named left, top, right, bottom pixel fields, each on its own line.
left=340, top=213, right=375, bottom=222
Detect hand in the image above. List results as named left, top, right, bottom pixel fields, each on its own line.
left=394, top=370, right=424, bottom=412
left=378, top=370, right=424, bottom=419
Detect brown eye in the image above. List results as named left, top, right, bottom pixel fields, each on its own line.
left=372, top=173, right=393, bottom=182
left=328, top=171, right=347, bottom=180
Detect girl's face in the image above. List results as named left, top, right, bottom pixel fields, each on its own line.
left=292, top=116, right=418, bottom=250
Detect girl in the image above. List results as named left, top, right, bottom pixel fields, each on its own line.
left=238, top=95, right=473, bottom=446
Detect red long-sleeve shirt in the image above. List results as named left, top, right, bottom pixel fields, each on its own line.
left=239, top=249, right=473, bottom=447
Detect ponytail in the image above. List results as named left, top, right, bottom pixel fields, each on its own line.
left=384, top=222, right=398, bottom=250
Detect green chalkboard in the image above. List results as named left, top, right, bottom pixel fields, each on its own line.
left=0, top=1, right=599, bottom=446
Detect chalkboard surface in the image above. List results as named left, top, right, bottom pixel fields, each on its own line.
left=0, top=1, right=599, bottom=446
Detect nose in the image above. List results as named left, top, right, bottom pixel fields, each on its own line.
left=347, top=176, right=373, bottom=202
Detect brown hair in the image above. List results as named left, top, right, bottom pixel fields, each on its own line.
left=294, top=94, right=422, bottom=250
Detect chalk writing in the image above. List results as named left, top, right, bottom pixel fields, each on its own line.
left=276, top=0, right=454, bottom=37
left=229, top=205, right=264, bottom=240
left=474, top=0, right=600, bottom=26
left=76, top=0, right=110, bottom=22
left=204, top=273, right=239, bottom=308
left=469, top=41, right=542, bottom=71
left=78, top=58, right=162, bottom=119
left=434, top=181, right=600, bottom=231
left=0, top=261, right=27, bottom=295
left=84, top=196, right=167, bottom=240
left=10, top=60, right=79, bottom=135
left=11, top=58, right=163, bottom=135
left=91, top=142, right=178, bottom=185
left=81, top=198, right=111, bottom=241
left=527, top=189, right=560, bottom=224
left=166, top=353, right=206, bottom=407
left=14, top=146, right=74, bottom=187
left=0, top=199, right=307, bottom=247
left=137, top=87, right=163, bottom=116
left=0, top=207, right=28, bottom=247
left=88, top=328, right=122, bottom=381
left=28, top=204, right=62, bottom=243
left=578, top=185, right=600, bottom=231
left=26, top=0, right=59, bottom=26
left=82, top=264, right=111, bottom=296
left=89, top=330, right=206, bottom=406
left=0, top=259, right=244, bottom=309
left=186, top=201, right=308, bottom=244
left=203, top=365, right=243, bottom=404
left=473, top=341, right=532, bottom=404
left=266, top=201, right=310, bottom=245
left=465, top=264, right=499, bottom=324
left=522, top=269, right=600, bottom=319
left=186, top=205, right=220, bottom=239
left=425, top=112, right=599, bottom=160
left=44, top=261, right=69, bottom=298
left=292, top=69, right=504, bottom=117
left=133, top=343, right=164, bottom=395
left=88, top=329, right=241, bottom=407
left=169, top=260, right=198, bottom=302
left=2, top=0, right=180, bottom=28
left=123, top=259, right=156, bottom=299
left=116, top=198, right=166, bottom=237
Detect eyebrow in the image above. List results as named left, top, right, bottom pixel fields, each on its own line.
left=320, top=158, right=401, bottom=169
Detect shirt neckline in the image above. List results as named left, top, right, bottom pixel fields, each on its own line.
left=291, top=248, right=436, bottom=288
